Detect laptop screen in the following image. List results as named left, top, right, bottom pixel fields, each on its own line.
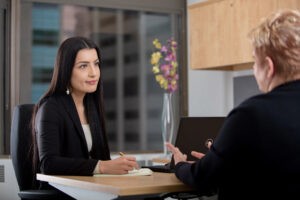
left=170, top=116, right=225, bottom=168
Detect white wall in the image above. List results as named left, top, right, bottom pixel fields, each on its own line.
left=188, top=70, right=233, bottom=116
left=187, top=0, right=253, bottom=116
left=0, top=158, right=19, bottom=200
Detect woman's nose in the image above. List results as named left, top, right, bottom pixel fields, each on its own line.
left=89, top=65, right=97, bottom=76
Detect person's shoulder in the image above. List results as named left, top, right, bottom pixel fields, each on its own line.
left=238, top=93, right=270, bottom=109
left=39, top=94, right=66, bottom=110
left=37, top=95, right=67, bottom=119
left=227, top=93, right=268, bottom=118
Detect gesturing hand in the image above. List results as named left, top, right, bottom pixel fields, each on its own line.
left=191, top=151, right=205, bottom=159
left=165, top=142, right=187, bottom=165
left=190, top=139, right=212, bottom=159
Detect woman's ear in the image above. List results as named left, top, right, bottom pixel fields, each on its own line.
left=265, top=56, right=275, bottom=78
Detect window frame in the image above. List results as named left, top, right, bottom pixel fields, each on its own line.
left=0, top=0, right=11, bottom=155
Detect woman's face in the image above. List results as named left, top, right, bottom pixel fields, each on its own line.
left=253, top=50, right=270, bottom=93
left=70, top=48, right=100, bottom=97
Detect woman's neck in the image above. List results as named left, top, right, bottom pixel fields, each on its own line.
left=268, top=74, right=300, bottom=91
left=71, top=92, right=87, bottom=124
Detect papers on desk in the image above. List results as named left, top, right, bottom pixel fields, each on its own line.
left=93, top=168, right=153, bottom=177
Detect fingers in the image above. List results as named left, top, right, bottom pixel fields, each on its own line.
left=166, top=143, right=188, bottom=164
left=166, top=142, right=183, bottom=155
left=165, top=142, right=176, bottom=153
left=191, top=151, right=205, bottom=159
left=101, top=156, right=140, bottom=174
left=119, top=156, right=140, bottom=171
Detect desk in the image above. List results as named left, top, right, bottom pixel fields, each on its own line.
left=37, top=172, right=193, bottom=200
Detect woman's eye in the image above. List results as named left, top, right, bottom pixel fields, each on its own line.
left=95, top=62, right=100, bottom=67
left=79, top=64, right=87, bottom=69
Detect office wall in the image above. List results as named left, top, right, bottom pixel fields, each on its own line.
left=0, top=158, right=19, bottom=200
left=187, top=0, right=233, bottom=117
left=187, top=0, right=254, bottom=117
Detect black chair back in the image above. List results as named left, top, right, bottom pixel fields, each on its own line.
left=10, top=104, right=36, bottom=190
left=10, top=104, right=74, bottom=200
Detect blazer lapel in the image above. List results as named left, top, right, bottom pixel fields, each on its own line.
left=86, top=97, right=110, bottom=160
left=59, top=95, right=89, bottom=155
left=87, top=100, right=103, bottom=158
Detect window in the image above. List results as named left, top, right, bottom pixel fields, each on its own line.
left=13, top=0, right=187, bottom=153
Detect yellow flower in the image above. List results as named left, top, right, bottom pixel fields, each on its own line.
left=170, top=69, right=176, bottom=76
left=151, top=52, right=161, bottom=65
left=152, top=65, right=160, bottom=74
left=153, top=38, right=162, bottom=49
left=171, top=79, right=177, bottom=86
left=171, top=61, right=178, bottom=68
left=155, top=75, right=167, bottom=88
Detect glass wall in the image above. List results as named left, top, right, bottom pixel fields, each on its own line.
left=17, top=0, right=186, bottom=153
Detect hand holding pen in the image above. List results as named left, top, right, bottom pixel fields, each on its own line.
left=119, top=152, right=139, bottom=172
left=98, top=152, right=139, bottom=174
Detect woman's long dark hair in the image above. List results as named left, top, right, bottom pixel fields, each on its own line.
left=30, top=36, right=108, bottom=175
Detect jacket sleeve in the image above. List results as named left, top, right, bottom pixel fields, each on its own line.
left=174, top=105, right=256, bottom=194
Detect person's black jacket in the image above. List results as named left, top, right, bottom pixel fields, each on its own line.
left=175, top=80, right=300, bottom=200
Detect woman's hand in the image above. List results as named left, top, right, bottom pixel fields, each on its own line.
left=191, top=151, right=205, bottom=159
left=190, top=139, right=212, bottom=159
left=165, top=142, right=187, bottom=165
left=99, top=156, right=139, bottom=174
left=166, top=140, right=212, bottom=164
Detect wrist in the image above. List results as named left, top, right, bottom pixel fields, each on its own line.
left=93, top=160, right=102, bottom=174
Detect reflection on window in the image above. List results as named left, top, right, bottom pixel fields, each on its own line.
left=24, top=2, right=181, bottom=152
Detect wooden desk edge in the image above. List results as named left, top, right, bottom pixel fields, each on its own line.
left=36, top=173, right=193, bottom=196
left=37, top=173, right=120, bottom=195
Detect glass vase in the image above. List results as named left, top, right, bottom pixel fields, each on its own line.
left=161, top=92, right=175, bottom=158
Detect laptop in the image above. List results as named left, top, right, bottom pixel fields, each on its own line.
left=143, top=116, right=225, bottom=173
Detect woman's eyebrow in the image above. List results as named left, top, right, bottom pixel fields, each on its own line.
left=75, top=58, right=99, bottom=65
left=75, top=61, right=89, bottom=65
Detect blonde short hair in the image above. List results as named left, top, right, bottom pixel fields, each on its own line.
left=248, top=9, right=300, bottom=79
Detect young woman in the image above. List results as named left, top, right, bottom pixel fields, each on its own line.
left=31, top=37, right=138, bottom=179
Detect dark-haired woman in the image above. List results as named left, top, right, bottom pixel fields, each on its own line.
left=32, top=37, right=138, bottom=180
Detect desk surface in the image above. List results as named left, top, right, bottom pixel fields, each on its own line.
left=37, top=172, right=192, bottom=198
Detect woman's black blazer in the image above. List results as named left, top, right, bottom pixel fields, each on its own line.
left=35, top=94, right=110, bottom=176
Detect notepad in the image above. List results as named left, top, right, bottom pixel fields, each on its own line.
left=93, top=168, right=153, bottom=177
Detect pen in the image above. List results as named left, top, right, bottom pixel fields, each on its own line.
left=119, top=152, right=125, bottom=156
left=119, top=152, right=139, bottom=172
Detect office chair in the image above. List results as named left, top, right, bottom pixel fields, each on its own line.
left=10, top=104, right=73, bottom=200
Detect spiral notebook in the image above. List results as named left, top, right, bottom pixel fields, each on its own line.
left=143, top=116, right=225, bottom=173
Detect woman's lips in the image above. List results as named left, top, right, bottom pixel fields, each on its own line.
left=86, top=80, right=98, bottom=85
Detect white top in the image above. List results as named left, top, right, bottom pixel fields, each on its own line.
left=82, top=124, right=92, bottom=152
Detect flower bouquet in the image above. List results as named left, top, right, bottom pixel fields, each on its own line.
left=150, top=38, right=179, bottom=93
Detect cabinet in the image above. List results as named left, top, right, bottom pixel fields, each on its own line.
left=188, top=0, right=300, bottom=70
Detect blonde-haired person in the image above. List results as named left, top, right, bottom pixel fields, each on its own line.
left=167, top=9, right=300, bottom=200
